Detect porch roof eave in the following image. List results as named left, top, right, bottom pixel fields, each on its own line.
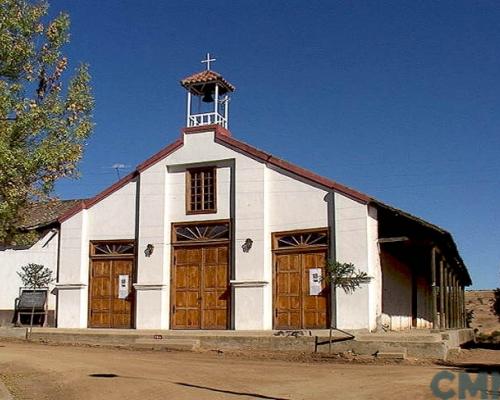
left=372, top=200, right=472, bottom=286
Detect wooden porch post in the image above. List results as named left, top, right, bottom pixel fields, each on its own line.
left=455, top=277, right=460, bottom=328
left=458, top=281, right=463, bottom=328
left=451, top=274, right=456, bottom=329
left=447, top=269, right=453, bottom=329
left=439, top=258, right=445, bottom=329
left=444, top=266, right=450, bottom=329
left=450, top=270, right=456, bottom=328
left=462, top=286, right=466, bottom=328
left=431, top=247, right=438, bottom=329
left=456, top=279, right=460, bottom=328
left=452, top=271, right=456, bottom=329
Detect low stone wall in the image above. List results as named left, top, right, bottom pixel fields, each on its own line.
left=0, top=328, right=475, bottom=361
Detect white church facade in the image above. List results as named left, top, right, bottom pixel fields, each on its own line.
left=2, top=60, right=472, bottom=332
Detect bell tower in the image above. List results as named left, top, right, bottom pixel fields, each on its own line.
left=180, top=53, right=235, bottom=129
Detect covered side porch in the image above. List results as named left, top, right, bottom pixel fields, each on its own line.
left=376, top=202, right=471, bottom=331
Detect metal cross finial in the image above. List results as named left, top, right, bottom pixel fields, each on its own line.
left=201, top=52, right=216, bottom=70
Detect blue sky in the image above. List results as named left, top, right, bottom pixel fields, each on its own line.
left=50, top=0, right=499, bottom=289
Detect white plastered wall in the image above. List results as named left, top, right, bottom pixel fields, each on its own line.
left=379, top=247, right=433, bottom=331
left=416, top=274, right=432, bottom=329
left=264, top=167, right=329, bottom=329
left=334, top=193, right=378, bottom=330
left=380, top=251, right=412, bottom=330
left=57, top=128, right=378, bottom=330
left=136, top=130, right=268, bottom=329
left=0, top=231, right=58, bottom=325
left=367, top=206, right=382, bottom=331
left=57, top=210, right=89, bottom=328
left=57, top=181, right=137, bottom=328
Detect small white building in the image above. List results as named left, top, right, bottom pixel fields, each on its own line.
left=0, top=200, right=81, bottom=326
left=2, top=60, right=472, bottom=332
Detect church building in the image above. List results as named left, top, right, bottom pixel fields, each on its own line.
left=42, top=57, right=471, bottom=331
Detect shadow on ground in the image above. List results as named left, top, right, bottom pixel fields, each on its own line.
left=462, top=341, right=500, bottom=351
left=175, top=382, right=290, bottom=400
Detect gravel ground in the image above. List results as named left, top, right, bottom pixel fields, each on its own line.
left=0, top=339, right=498, bottom=400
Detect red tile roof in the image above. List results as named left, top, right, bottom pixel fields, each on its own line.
left=180, top=70, right=235, bottom=93
left=18, top=199, right=86, bottom=230
left=56, top=124, right=470, bottom=284
left=58, top=125, right=370, bottom=225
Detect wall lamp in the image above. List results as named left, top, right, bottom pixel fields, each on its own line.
left=242, top=238, right=253, bottom=253
left=144, top=244, right=154, bottom=257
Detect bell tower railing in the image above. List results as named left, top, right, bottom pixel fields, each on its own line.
left=186, top=85, right=229, bottom=129
left=183, top=54, right=233, bottom=129
left=188, top=112, right=227, bottom=128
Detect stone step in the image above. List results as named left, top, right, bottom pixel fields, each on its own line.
left=356, top=334, right=442, bottom=343
left=134, top=338, right=200, bottom=351
left=376, top=350, right=407, bottom=360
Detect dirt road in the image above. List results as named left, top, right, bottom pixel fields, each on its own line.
left=0, top=340, right=498, bottom=400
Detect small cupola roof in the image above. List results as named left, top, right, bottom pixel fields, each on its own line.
left=180, top=70, right=235, bottom=95
left=181, top=53, right=234, bottom=129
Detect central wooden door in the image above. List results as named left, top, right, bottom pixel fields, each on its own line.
left=275, top=250, right=328, bottom=330
left=171, top=245, right=229, bottom=329
left=89, top=258, right=134, bottom=328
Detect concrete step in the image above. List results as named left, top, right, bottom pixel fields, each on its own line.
left=134, top=338, right=200, bottom=351
left=356, top=334, right=442, bottom=343
left=376, top=350, right=407, bottom=360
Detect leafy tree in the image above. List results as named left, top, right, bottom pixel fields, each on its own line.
left=17, top=263, right=53, bottom=335
left=0, top=0, right=93, bottom=245
left=324, top=261, right=371, bottom=295
left=323, top=260, right=371, bottom=353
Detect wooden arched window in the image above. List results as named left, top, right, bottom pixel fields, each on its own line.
left=90, top=241, right=135, bottom=257
left=272, top=229, right=328, bottom=250
left=172, top=221, right=230, bottom=244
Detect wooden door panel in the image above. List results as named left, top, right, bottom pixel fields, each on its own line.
left=90, top=260, right=111, bottom=327
left=302, top=252, right=328, bottom=329
left=172, top=248, right=202, bottom=329
left=274, top=250, right=328, bottom=330
left=201, top=246, right=229, bottom=329
left=172, top=244, right=229, bottom=330
left=111, top=259, right=133, bottom=328
left=275, top=253, right=301, bottom=330
left=89, top=258, right=134, bottom=329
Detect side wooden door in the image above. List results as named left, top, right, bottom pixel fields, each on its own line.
left=171, top=247, right=203, bottom=329
left=302, top=251, right=328, bottom=328
left=275, top=250, right=328, bottom=330
left=172, top=245, right=229, bottom=329
left=89, top=258, right=134, bottom=328
left=201, top=245, right=229, bottom=329
left=275, top=253, right=302, bottom=329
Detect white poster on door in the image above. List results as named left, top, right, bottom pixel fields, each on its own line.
left=118, top=275, right=129, bottom=299
left=309, top=268, right=322, bottom=295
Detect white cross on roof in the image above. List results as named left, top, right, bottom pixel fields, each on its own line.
left=201, top=52, right=216, bottom=70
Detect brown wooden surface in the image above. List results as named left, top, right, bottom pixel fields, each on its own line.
left=186, top=167, right=217, bottom=215
left=89, top=258, right=134, bottom=328
left=172, top=245, right=229, bottom=329
left=275, top=251, right=328, bottom=330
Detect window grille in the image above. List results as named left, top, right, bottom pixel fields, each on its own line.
left=274, top=230, right=328, bottom=249
left=173, top=223, right=229, bottom=243
left=187, top=168, right=216, bottom=213
left=91, top=242, right=135, bottom=256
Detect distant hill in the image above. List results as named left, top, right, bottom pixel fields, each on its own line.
left=465, top=290, right=499, bottom=334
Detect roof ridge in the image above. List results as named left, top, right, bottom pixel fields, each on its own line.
left=54, top=124, right=469, bottom=284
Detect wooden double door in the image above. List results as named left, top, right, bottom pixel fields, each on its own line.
left=89, top=258, right=134, bottom=328
left=275, top=250, right=329, bottom=330
left=171, top=244, right=230, bottom=329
